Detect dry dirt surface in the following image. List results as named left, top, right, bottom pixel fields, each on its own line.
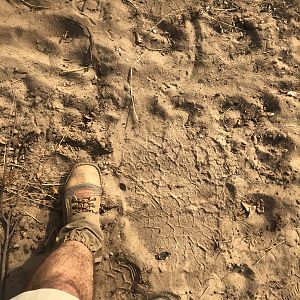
left=0, top=0, right=300, bottom=299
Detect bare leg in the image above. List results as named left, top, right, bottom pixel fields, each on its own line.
left=26, top=241, right=93, bottom=300
left=25, top=164, right=104, bottom=300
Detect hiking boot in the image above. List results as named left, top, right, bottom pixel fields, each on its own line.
left=56, top=163, right=104, bottom=261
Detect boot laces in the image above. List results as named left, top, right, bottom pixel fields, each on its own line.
left=71, top=195, right=97, bottom=214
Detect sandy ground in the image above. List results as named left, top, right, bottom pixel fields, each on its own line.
left=0, top=0, right=299, bottom=299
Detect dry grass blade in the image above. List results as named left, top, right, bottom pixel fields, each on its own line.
left=0, top=94, right=17, bottom=217
left=0, top=211, right=21, bottom=299
left=81, top=0, right=88, bottom=12
left=0, top=93, right=19, bottom=299
left=253, top=240, right=285, bottom=265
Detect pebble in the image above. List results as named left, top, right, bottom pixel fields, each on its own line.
left=284, top=228, right=299, bottom=247
left=124, top=82, right=130, bottom=91
left=287, top=91, right=297, bottom=98
left=13, top=244, right=20, bottom=249
left=0, top=137, right=7, bottom=145
left=21, top=232, right=28, bottom=239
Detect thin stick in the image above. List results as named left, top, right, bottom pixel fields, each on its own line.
left=125, top=50, right=147, bottom=126
left=131, top=50, right=147, bottom=68
left=127, top=67, right=139, bottom=123
left=199, top=286, right=209, bottom=299
left=41, top=183, right=64, bottom=186
left=212, top=7, right=238, bottom=12
left=19, top=0, right=50, bottom=9
left=202, top=12, right=236, bottom=29
left=16, top=208, right=41, bottom=223
left=6, top=191, right=56, bottom=210
left=54, top=121, right=75, bottom=152
left=81, top=0, right=88, bottom=12
left=60, top=67, right=89, bottom=74
left=42, top=225, right=58, bottom=249
left=0, top=211, right=21, bottom=298
left=253, top=240, right=285, bottom=265
left=139, top=45, right=170, bottom=52
left=0, top=95, right=17, bottom=217
left=7, top=163, right=25, bottom=170
left=59, top=31, right=69, bottom=44
left=148, top=8, right=185, bottom=32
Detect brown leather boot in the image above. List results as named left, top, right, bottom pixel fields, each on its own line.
left=56, top=163, right=104, bottom=261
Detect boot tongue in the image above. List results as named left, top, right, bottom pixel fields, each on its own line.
left=73, top=189, right=95, bottom=199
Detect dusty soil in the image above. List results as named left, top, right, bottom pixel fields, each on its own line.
left=0, top=0, right=299, bottom=299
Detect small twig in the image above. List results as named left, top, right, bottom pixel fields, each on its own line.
left=253, top=240, right=285, bottom=265
left=127, top=67, right=139, bottom=123
left=7, top=163, right=25, bottom=170
left=81, top=0, right=88, bottom=12
left=139, top=44, right=171, bottom=52
left=122, top=0, right=146, bottom=27
left=41, top=183, right=64, bottom=187
left=0, top=94, right=17, bottom=217
left=1, top=148, right=8, bottom=216
left=60, top=67, right=89, bottom=74
left=42, top=225, right=58, bottom=249
left=0, top=211, right=21, bottom=298
left=148, top=8, right=185, bottom=32
left=59, top=31, right=69, bottom=44
left=211, top=7, right=238, bottom=12
left=125, top=50, right=148, bottom=127
left=18, top=0, right=51, bottom=10
left=54, top=121, right=75, bottom=152
left=199, top=286, right=210, bottom=299
left=16, top=208, right=41, bottom=223
left=202, top=12, right=235, bottom=29
left=4, top=189, right=57, bottom=210
left=131, top=50, right=147, bottom=68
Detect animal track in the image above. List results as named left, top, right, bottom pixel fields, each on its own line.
left=210, top=15, right=262, bottom=53
left=231, top=263, right=255, bottom=281
left=135, top=10, right=204, bottom=75
left=221, top=96, right=262, bottom=126
left=260, top=91, right=281, bottom=113
left=0, top=25, right=60, bottom=64
left=255, top=131, right=294, bottom=168
left=223, top=263, right=257, bottom=299
left=172, top=94, right=204, bottom=126
left=157, top=19, right=188, bottom=51
left=234, top=17, right=262, bottom=49
left=247, top=193, right=282, bottom=231
left=51, top=16, right=87, bottom=38
left=189, top=11, right=203, bottom=66
left=92, top=44, right=119, bottom=77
